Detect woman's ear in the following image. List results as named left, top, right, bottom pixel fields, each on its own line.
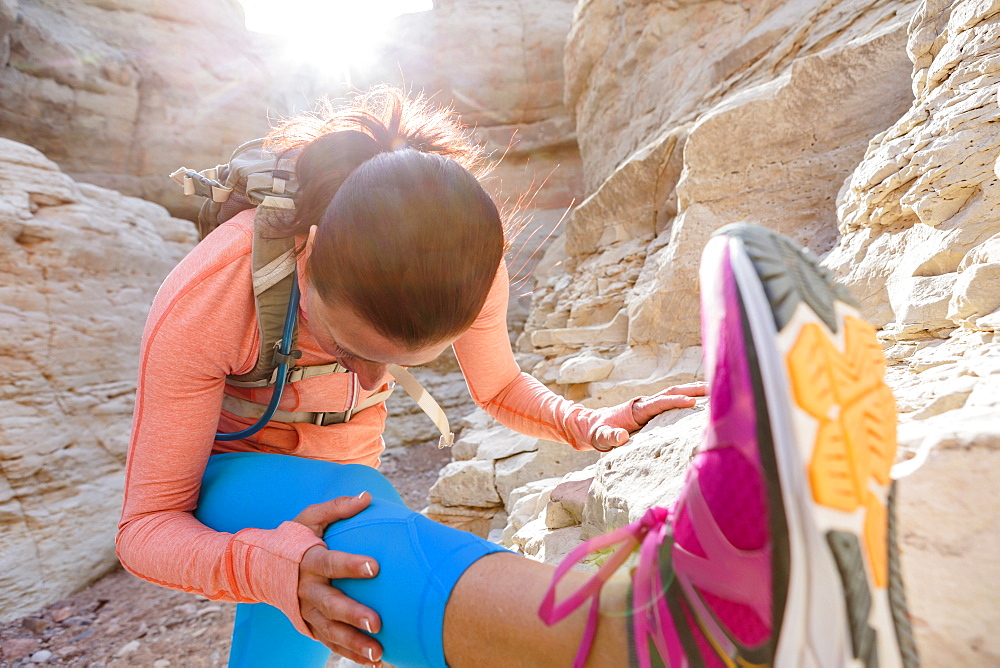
left=304, top=225, right=318, bottom=258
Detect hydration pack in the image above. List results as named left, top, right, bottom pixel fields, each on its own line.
left=169, top=140, right=455, bottom=447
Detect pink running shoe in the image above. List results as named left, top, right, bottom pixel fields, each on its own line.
left=540, top=224, right=918, bottom=667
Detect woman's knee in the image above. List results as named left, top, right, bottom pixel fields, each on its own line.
left=196, top=453, right=403, bottom=532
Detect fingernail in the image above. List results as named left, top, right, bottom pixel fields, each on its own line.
left=357, top=491, right=366, bottom=499
left=363, top=561, right=374, bottom=577
left=365, top=647, right=375, bottom=662
left=362, top=617, right=373, bottom=633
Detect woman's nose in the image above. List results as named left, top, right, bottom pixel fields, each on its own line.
left=353, top=360, right=389, bottom=391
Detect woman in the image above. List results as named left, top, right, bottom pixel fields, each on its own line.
left=117, top=87, right=914, bottom=668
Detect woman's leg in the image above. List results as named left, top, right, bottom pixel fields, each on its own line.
left=490, top=224, right=916, bottom=668
left=194, top=451, right=509, bottom=668
left=194, top=223, right=915, bottom=668
left=443, top=552, right=633, bottom=667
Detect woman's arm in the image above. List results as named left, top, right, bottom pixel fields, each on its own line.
left=453, top=263, right=703, bottom=451
left=116, top=222, right=324, bottom=636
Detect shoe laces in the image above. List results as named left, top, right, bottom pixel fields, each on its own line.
left=538, top=506, right=672, bottom=668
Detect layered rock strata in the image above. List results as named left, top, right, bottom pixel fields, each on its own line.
left=431, top=0, right=999, bottom=663
left=0, top=138, right=196, bottom=622
left=0, top=0, right=274, bottom=218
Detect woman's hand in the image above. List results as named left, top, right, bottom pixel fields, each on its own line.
left=591, top=382, right=708, bottom=451
left=294, top=493, right=384, bottom=667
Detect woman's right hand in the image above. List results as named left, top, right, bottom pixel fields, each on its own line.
left=294, top=492, right=383, bottom=666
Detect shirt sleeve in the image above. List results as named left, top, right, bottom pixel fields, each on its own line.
left=452, top=262, right=640, bottom=451
left=116, top=221, right=324, bottom=638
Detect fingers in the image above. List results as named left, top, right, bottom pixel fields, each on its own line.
left=592, top=425, right=629, bottom=452
left=302, top=545, right=380, bottom=581
left=302, top=601, right=384, bottom=665
left=300, top=578, right=381, bottom=635
left=633, top=393, right=697, bottom=423
left=630, top=385, right=706, bottom=428
left=293, top=492, right=372, bottom=537
left=299, top=546, right=383, bottom=665
left=661, top=381, right=708, bottom=397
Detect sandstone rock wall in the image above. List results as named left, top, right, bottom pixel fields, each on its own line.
left=523, top=0, right=922, bottom=392
left=566, top=0, right=922, bottom=193
left=0, top=0, right=275, bottom=218
left=0, top=138, right=196, bottom=622
left=430, top=0, right=999, bottom=663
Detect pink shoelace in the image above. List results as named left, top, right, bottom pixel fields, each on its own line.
left=538, top=506, right=673, bottom=668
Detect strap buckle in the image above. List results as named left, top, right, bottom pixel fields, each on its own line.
left=273, top=341, right=302, bottom=367
left=313, top=408, right=353, bottom=426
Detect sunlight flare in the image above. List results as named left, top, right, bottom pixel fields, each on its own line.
left=236, top=0, right=432, bottom=80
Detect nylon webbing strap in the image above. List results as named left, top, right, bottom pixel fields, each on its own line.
left=286, top=362, right=348, bottom=384
left=355, top=386, right=396, bottom=411
left=387, top=364, right=454, bottom=448
left=252, top=247, right=296, bottom=296
left=222, top=394, right=350, bottom=426
left=226, top=197, right=298, bottom=387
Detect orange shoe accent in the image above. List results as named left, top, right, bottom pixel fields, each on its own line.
left=864, top=492, right=888, bottom=588
left=787, top=315, right=896, bottom=588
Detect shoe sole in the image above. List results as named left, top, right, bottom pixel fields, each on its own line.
left=716, top=224, right=918, bottom=668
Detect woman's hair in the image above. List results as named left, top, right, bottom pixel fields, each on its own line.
left=265, top=87, right=507, bottom=348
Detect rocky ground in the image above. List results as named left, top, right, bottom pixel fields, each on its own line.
left=0, top=445, right=452, bottom=668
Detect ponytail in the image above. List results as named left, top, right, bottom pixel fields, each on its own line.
left=264, top=86, right=493, bottom=238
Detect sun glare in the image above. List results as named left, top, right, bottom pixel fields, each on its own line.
left=236, top=0, right=433, bottom=80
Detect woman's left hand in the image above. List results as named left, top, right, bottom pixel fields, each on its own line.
left=590, top=382, right=707, bottom=451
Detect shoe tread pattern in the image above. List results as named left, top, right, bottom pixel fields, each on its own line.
left=786, top=316, right=896, bottom=587
left=827, top=530, right=879, bottom=668
left=714, top=224, right=856, bottom=334
left=888, top=484, right=920, bottom=668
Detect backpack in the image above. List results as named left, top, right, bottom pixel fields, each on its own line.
left=169, top=140, right=455, bottom=447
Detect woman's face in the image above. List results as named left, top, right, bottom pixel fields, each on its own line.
left=305, top=286, right=456, bottom=391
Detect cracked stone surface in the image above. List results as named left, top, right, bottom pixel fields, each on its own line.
left=0, top=0, right=274, bottom=219
left=430, top=0, right=1000, bottom=663
left=0, top=138, right=195, bottom=621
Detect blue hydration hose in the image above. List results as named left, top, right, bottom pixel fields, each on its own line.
left=215, top=275, right=301, bottom=441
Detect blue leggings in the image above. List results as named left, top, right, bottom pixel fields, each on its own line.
left=193, top=452, right=509, bottom=668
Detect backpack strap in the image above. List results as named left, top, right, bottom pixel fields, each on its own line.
left=385, top=365, right=455, bottom=448
left=222, top=365, right=455, bottom=447
left=225, top=196, right=307, bottom=388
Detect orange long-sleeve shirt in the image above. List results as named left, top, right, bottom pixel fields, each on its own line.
left=116, top=210, right=638, bottom=636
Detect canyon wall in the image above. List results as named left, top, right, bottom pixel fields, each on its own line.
left=427, top=0, right=1000, bottom=664
left=2, top=0, right=997, bottom=661
left=0, top=0, right=274, bottom=218
left=0, top=138, right=196, bottom=620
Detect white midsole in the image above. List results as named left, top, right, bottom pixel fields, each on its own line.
left=727, top=240, right=882, bottom=668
